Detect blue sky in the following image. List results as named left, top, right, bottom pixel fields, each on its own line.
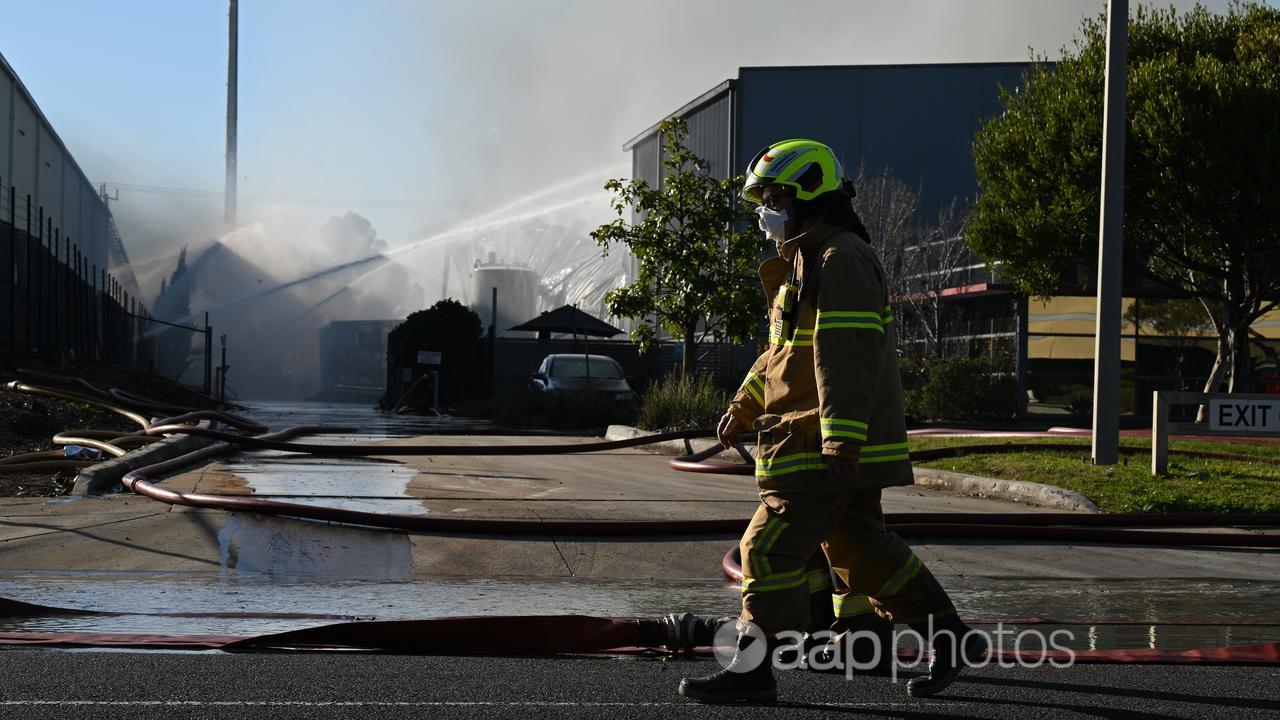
left=0, top=0, right=1243, bottom=263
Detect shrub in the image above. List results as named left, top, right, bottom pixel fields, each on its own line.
left=903, top=357, right=1017, bottom=422
left=899, top=358, right=929, bottom=423
left=636, top=373, right=729, bottom=431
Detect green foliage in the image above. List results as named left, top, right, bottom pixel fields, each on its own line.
left=397, top=298, right=483, bottom=342
left=592, top=118, right=765, bottom=375
left=1031, top=379, right=1136, bottom=416
left=968, top=3, right=1280, bottom=378
left=911, top=436, right=1280, bottom=513
left=903, top=357, right=1018, bottom=422
left=1124, top=298, right=1214, bottom=337
left=492, top=391, right=633, bottom=431
left=635, top=373, right=730, bottom=431
left=385, top=299, right=484, bottom=408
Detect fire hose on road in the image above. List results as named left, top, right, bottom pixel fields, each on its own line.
left=7, top=377, right=1280, bottom=542
left=1, top=375, right=1278, bottom=664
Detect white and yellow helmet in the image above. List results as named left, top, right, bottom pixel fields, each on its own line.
left=742, top=139, right=845, bottom=204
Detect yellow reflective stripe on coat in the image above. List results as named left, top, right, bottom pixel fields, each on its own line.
left=807, top=568, right=832, bottom=593
left=770, top=328, right=814, bottom=348
left=821, top=417, right=869, bottom=442
left=882, top=304, right=895, bottom=326
left=875, top=553, right=923, bottom=597
left=832, top=593, right=875, bottom=618
left=815, top=309, right=886, bottom=333
left=858, top=441, right=910, bottom=464
left=741, top=371, right=766, bottom=405
left=755, top=452, right=828, bottom=477
left=741, top=568, right=807, bottom=594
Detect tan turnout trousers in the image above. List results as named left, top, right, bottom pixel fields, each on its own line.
left=737, top=488, right=956, bottom=638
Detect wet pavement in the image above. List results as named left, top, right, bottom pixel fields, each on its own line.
left=236, top=401, right=494, bottom=437
left=0, top=569, right=1276, bottom=654
left=1, top=401, right=1277, bottom=668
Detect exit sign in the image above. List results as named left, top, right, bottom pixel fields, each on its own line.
left=1209, top=399, right=1280, bottom=432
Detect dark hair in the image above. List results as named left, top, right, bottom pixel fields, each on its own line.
left=797, top=180, right=871, bottom=243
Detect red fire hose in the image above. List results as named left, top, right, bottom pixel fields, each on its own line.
left=2, top=375, right=1278, bottom=665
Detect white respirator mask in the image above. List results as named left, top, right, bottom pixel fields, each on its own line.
left=756, top=205, right=789, bottom=243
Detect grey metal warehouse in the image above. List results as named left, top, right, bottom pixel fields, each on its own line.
left=1, top=50, right=148, bottom=367
left=622, top=62, right=1273, bottom=420
left=623, top=62, right=1032, bottom=223
left=622, top=62, right=1033, bottom=406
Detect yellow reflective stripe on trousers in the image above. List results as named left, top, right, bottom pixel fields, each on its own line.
left=741, top=568, right=807, bottom=594
left=832, top=593, right=875, bottom=618
left=821, top=417, right=869, bottom=442
left=750, top=517, right=788, bottom=578
left=875, top=553, right=923, bottom=598
left=858, top=441, right=910, bottom=465
left=755, top=452, right=827, bottom=477
left=741, top=371, right=765, bottom=406
left=807, top=568, right=832, bottom=593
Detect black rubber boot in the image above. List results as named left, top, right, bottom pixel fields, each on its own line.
left=905, top=616, right=988, bottom=698
left=678, top=633, right=777, bottom=704
left=809, top=616, right=894, bottom=674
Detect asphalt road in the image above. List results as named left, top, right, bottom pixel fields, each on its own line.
left=1, top=649, right=1277, bottom=719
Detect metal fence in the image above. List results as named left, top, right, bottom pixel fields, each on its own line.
left=0, top=176, right=151, bottom=369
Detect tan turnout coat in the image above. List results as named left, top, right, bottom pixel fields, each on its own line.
left=728, top=222, right=914, bottom=492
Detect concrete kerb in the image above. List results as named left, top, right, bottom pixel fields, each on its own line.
left=911, top=467, right=1100, bottom=513
left=605, top=424, right=1101, bottom=513
left=72, top=423, right=219, bottom=496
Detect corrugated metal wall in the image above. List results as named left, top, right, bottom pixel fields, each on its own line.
left=631, top=134, right=660, bottom=188
left=1, top=52, right=111, bottom=273
left=1, top=52, right=141, bottom=365
left=669, top=91, right=733, bottom=181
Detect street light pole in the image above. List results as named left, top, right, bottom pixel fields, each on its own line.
left=1092, top=0, right=1128, bottom=465
left=225, top=0, right=239, bottom=230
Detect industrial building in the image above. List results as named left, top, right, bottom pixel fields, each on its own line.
left=624, top=62, right=1280, bottom=418
left=0, top=53, right=112, bottom=272
left=1, top=50, right=145, bottom=367
left=316, top=319, right=401, bottom=403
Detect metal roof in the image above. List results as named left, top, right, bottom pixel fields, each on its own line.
left=621, top=61, right=1038, bottom=152
left=621, top=79, right=735, bottom=151
left=0, top=49, right=103, bottom=197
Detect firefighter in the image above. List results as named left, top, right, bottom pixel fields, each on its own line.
left=678, top=139, right=987, bottom=703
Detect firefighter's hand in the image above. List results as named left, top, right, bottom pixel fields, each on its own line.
left=827, top=455, right=859, bottom=484
left=717, top=412, right=741, bottom=449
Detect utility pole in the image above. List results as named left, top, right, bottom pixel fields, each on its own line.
left=1092, top=0, right=1127, bottom=466
left=204, top=311, right=213, bottom=396
left=225, top=0, right=239, bottom=230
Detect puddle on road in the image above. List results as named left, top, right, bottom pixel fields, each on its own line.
left=237, top=401, right=495, bottom=437
left=218, top=513, right=413, bottom=580
left=0, top=573, right=742, bottom=636
left=0, top=572, right=1275, bottom=652
left=221, top=449, right=429, bottom=516
left=10, top=402, right=1275, bottom=651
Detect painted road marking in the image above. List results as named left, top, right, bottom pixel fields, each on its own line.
left=0, top=700, right=945, bottom=708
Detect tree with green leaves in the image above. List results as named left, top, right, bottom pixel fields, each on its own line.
left=968, top=2, right=1280, bottom=397
left=384, top=298, right=483, bottom=409
left=592, top=118, right=764, bottom=376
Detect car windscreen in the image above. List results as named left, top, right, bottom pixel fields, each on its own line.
left=552, top=357, right=623, bottom=379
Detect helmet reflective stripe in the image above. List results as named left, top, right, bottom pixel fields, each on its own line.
left=742, top=138, right=845, bottom=204
left=755, top=149, right=803, bottom=179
